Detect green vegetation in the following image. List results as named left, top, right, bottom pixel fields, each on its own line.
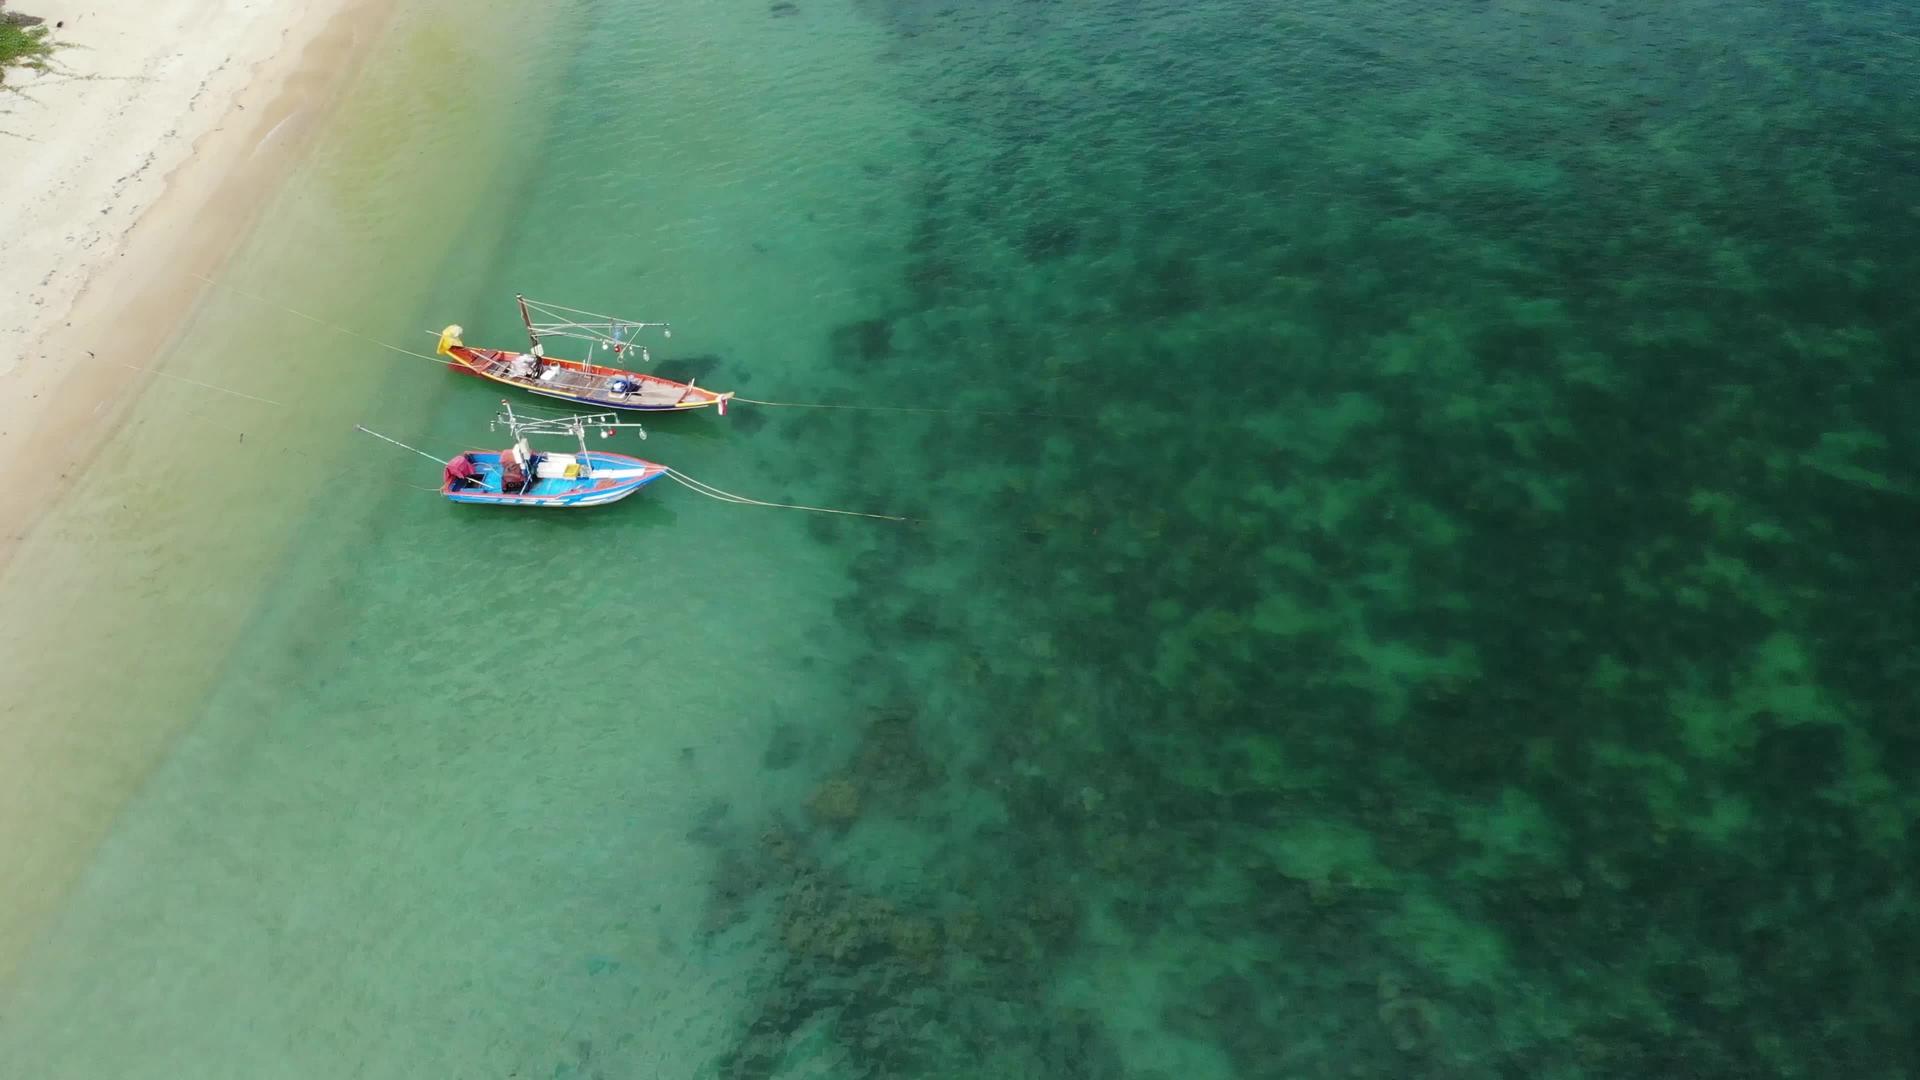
left=0, top=18, right=57, bottom=84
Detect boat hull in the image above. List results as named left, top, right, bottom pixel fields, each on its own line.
left=445, top=344, right=732, bottom=413
left=442, top=450, right=667, bottom=508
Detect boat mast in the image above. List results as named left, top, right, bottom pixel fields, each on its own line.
left=516, top=294, right=542, bottom=355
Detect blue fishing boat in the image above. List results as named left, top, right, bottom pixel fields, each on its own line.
left=440, top=402, right=667, bottom=509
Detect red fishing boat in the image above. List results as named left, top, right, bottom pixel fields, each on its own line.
left=436, top=295, right=733, bottom=414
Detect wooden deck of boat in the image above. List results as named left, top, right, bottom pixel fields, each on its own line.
left=469, top=352, right=694, bottom=406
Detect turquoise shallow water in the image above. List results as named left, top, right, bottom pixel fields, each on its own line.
left=5, top=0, right=1920, bottom=1076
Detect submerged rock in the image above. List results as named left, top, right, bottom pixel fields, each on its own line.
left=830, top=318, right=894, bottom=363
left=1376, top=973, right=1443, bottom=1055
left=806, top=775, right=861, bottom=825
left=886, top=914, right=941, bottom=973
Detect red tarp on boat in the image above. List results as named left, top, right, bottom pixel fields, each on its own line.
left=443, top=454, right=479, bottom=488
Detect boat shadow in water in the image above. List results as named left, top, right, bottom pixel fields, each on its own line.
left=650, top=354, right=727, bottom=385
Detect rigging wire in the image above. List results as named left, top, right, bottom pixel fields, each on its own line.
left=521, top=296, right=670, bottom=330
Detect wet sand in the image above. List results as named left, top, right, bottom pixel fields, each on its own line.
left=0, top=0, right=396, bottom=568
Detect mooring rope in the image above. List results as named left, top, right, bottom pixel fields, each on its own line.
left=663, top=468, right=914, bottom=522
left=121, top=363, right=287, bottom=407
left=193, top=273, right=461, bottom=371
left=731, top=396, right=1079, bottom=420
left=353, top=425, right=447, bottom=465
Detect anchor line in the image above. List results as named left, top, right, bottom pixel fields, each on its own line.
left=731, top=397, right=1081, bottom=419
left=192, top=273, right=462, bottom=371
left=120, top=364, right=287, bottom=407
left=353, top=425, right=448, bottom=465
left=663, top=468, right=915, bottom=523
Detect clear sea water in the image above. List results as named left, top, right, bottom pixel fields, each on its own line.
left=2, top=0, right=1917, bottom=1076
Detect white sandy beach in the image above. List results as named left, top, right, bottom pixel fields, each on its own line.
left=0, top=0, right=387, bottom=557
left=0, top=0, right=397, bottom=980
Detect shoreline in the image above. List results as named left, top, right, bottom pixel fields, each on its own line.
left=0, top=0, right=398, bottom=978
left=0, top=0, right=397, bottom=568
